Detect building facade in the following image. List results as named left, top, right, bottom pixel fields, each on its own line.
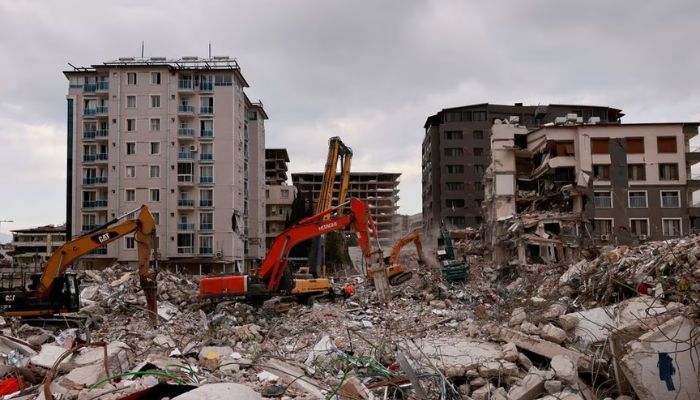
left=244, top=99, right=267, bottom=268
left=11, top=225, right=66, bottom=270
left=422, top=103, right=623, bottom=234
left=292, top=172, right=400, bottom=247
left=64, top=56, right=266, bottom=273
left=264, top=149, right=295, bottom=250
left=484, top=116, right=700, bottom=264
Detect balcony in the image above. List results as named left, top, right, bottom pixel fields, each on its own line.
left=199, top=82, right=214, bottom=92
left=200, top=199, right=213, bottom=208
left=177, top=223, right=195, bottom=231
left=686, top=146, right=700, bottom=165
left=200, top=130, right=214, bottom=139
left=91, top=247, right=107, bottom=255
left=178, top=152, right=194, bottom=160
left=178, top=80, right=193, bottom=90
left=200, top=176, right=214, bottom=185
left=178, top=175, right=194, bottom=185
left=82, top=176, right=108, bottom=185
left=177, top=246, right=194, bottom=254
left=178, top=105, right=195, bottom=114
left=688, top=173, right=700, bottom=188
left=200, top=223, right=213, bottom=231
left=83, top=129, right=108, bottom=140
left=84, top=108, right=97, bottom=117
left=199, top=247, right=213, bottom=254
left=178, top=128, right=195, bottom=137
left=96, top=106, right=108, bottom=115
left=199, top=107, right=213, bottom=115
left=84, top=84, right=97, bottom=93
left=178, top=199, right=195, bottom=207
left=200, top=153, right=213, bottom=162
left=82, top=224, right=97, bottom=232
left=82, top=200, right=108, bottom=209
left=83, top=153, right=108, bottom=163
left=97, top=81, right=109, bottom=91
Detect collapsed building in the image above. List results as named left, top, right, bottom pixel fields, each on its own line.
left=484, top=115, right=700, bottom=265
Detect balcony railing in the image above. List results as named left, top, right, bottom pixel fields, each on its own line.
left=178, top=105, right=195, bottom=113
left=200, top=176, right=214, bottom=184
left=178, top=80, right=193, bottom=89
left=178, top=199, right=195, bottom=207
left=200, top=200, right=213, bottom=207
left=178, top=175, right=194, bottom=184
left=662, top=197, right=680, bottom=208
left=83, top=129, right=108, bottom=140
left=82, top=200, right=108, bottom=208
left=83, top=153, right=108, bottom=162
left=199, top=82, right=214, bottom=91
left=82, top=224, right=97, bottom=232
left=200, top=107, right=213, bottom=115
left=200, top=153, right=213, bottom=161
left=594, top=197, right=612, bottom=208
left=200, top=130, right=213, bottom=138
left=91, top=247, right=107, bottom=255
left=177, top=246, right=193, bottom=254
left=178, top=128, right=194, bottom=137
left=199, top=247, right=213, bottom=254
left=200, top=223, right=213, bottom=230
left=84, top=84, right=97, bottom=93
left=629, top=197, right=647, bottom=208
left=178, top=152, right=194, bottom=160
left=96, top=106, right=108, bottom=114
left=177, top=223, right=195, bottom=230
left=97, top=81, right=109, bottom=91
left=84, top=108, right=97, bottom=116
left=82, top=176, right=108, bottom=185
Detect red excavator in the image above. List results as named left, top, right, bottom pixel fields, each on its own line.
left=199, top=197, right=379, bottom=303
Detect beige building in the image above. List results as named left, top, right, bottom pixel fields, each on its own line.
left=11, top=225, right=66, bottom=270
left=264, top=149, right=295, bottom=250
left=64, top=56, right=266, bottom=273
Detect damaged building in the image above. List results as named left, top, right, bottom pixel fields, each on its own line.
left=485, top=115, right=700, bottom=264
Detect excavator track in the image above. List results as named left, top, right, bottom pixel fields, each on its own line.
left=389, top=271, right=413, bottom=286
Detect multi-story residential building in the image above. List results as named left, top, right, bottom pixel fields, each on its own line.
left=484, top=115, right=700, bottom=264
left=64, top=56, right=266, bottom=273
left=292, top=172, right=400, bottom=247
left=11, top=225, right=66, bottom=269
left=408, top=212, right=423, bottom=232
left=264, top=148, right=295, bottom=250
left=422, top=103, right=623, bottom=234
left=244, top=98, right=267, bottom=269
left=265, top=148, right=290, bottom=185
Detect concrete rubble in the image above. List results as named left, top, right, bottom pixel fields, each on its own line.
left=0, top=234, right=695, bottom=399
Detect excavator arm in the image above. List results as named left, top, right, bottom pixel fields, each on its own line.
left=388, top=229, right=425, bottom=266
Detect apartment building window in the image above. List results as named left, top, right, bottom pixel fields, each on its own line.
left=125, top=237, right=135, bottom=249
left=126, top=96, right=136, bottom=108
left=630, top=219, right=649, bottom=237
left=126, top=119, right=136, bottom=132
left=446, top=216, right=466, bottom=226
left=200, top=213, right=213, bottom=230
left=200, top=189, right=213, bottom=207
left=200, top=166, right=213, bottom=183
left=474, top=199, right=482, bottom=208
left=472, top=111, right=487, bottom=121
left=177, top=234, right=194, bottom=253
left=593, top=164, right=610, bottom=180
left=474, top=216, right=483, bottom=224
left=662, top=218, right=682, bottom=237
left=475, top=182, right=484, bottom=191
left=150, top=142, right=160, bottom=155
left=474, top=164, right=485, bottom=174
left=594, top=191, right=612, bottom=208
left=591, top=138, right=609, bottom=154
left=628, top=191, right=647, bottom=208
left=626, top=137, right=644, bottom=154
left=151, top=72, right=161, bottom=85
left=593, top=219, right=613, bottom=235
left=126, top=189, right=135, bottom=202
left=661, top=190, right=680, bottom=208
left=126, top=142, right=136, bottom=155
left=474, top=147, right=483, bottom=156
left=473, top=130, right=484, bottom=139
left=444, top=148, right=464, bottom=156
left=152, top=212, right=160, bottom=225
left=445, top=131, right=463, bottom=140
left=247, top=111, right=258, bottom=120
left=150, top=189, right=160, bottom=202
left=150, top=95, right=160, bottom=108
left=446, top=165, right=464, bottom=174
left=444, top=112, right=462, bottom=122
left=149, top=165, right=160, bottom=178
left=446, top=199, right=465, bottom=208
left=125, top=165, right=135, bottom=178
left=555, top=142, right=575, bottom=156
left=659, top=163, right=679, bottom=180
left=281, top=189, right=290, bottom=199
left=657, top=136, right=677, bottom=153
left=127, top=72, right=137, bottom=85
left=628, top=164, right=646, bottom=181
left=199, top=236, right=213, bottom=254
left=445, top=182, right=465, bottom=191
left=265, top=189, right=270, bottom=199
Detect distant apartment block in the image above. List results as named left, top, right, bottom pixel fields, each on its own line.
left=484, top=116, right=700, bottom=264
left=265, top=148, right=296, bottom=249
left=11, top=225, right=66, bottom=269
left=422, top=103, right=623, bottom=234
left=265, top=148, right=290, bottom=185
left=64, top=56, right=267, bottom=273
left=292, top=172, right=400, bottom=247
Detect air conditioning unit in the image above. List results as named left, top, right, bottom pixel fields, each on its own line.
left=639, top=234, right=648, bottom=241
left=215, top=251, right=223, bottom=258
left=189, top=144, right=198, bottom=152
left=600, top=234, right=610, bottom=241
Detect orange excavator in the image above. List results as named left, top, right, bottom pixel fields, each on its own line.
left=0, top=206, right=157, bottom=324
left=370, top=228, right=425, bottom=285
left=199, top=197, right=379, bottom=303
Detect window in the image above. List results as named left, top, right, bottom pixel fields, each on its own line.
left=659, top=163, right=679, bottom=180
left=474, top=164, right=485, bottom=174
left=445, top=131, right=463, bottom=140
left=593, top=219, right=613, bottom=235
left=446, top=216, right=466, bottom=226
left=149, top=165, right=160, bottom=178
left=199, top=236, right=213, bottom=254
left=593, top=164, right=610, bottom=180
left=473, top=147, right=483, bottom=156
left=150, top=95, right=160, bottom=108
left=127, top=119, right=136, bottom=132
left=200, top=166, right=213, bottom=183
left=150, top=142, right=160, bottom=155
left=126, top=189, right=135, bottom=202
left=628, top=164, right=646, bottom=181
left=594, top=191, right=612, bottom=208
left=628, top=191, right=647, bottom=208
left=151, top=72, right=161, bottom=85
left=150, top=189, right=160, bottom=202
left=265, top=189, right=269, bottom=199
left=473, top=130, right=484, bottom=139
left=126, top=96, right=136, bottom=108
left=473, top=111, right=487, bottom=121
left=444, top=148, right=464, bottom=156
left=125, top=165, right=135, bottom=178
left=446, top=165, right=464, bottom=174
left=247, top=111, right=257, bottom=120
left=445, top=182, right=465, bottom=191
left=152, top=212, right=160, bottom=225
left=445, top=112, right=462, bottom=122
left=446, top=199, right=465, bottom=208
left=149, top=118, right=160, bottom=132
left=125, top=237, right=135, bottom=249
left=630, top=219, right=649, bottom=237
left=474, top=199, right=482, bottom=208
left=661, top=190, right=680, bottom=208
left=657, top=136, right=677, bottom=153
left=555, top=142, right=575, bottom=156
left=200, top=213, right=213, bottom=230
left=281, top=189, right=290, bottom=199
left=126, top=142, right=136, bottom=155
left=626, top=137, right=644, bottom=154
left=475, top=182, right=484, bottom=191
left=127, top=72, right=137, bottom=85
left=200, top=189, right=213, bottom=207
left=591, top=138, right=609, bottom=154
left=662, top=218, right=682, bottom=237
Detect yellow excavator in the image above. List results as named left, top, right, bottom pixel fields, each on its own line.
left=370, top=229, right=425, bottom=285
left=0, top=206, right=158, bottom=324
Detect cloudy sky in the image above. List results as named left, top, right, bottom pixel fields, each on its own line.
left=1, top=0, right=699, bottom=239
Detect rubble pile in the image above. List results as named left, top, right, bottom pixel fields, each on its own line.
left=0, top=236, right=696, bottom=399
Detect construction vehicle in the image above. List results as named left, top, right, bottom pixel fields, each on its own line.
left=199, top=197, right=378, bottom=303
left=437, top=221, right=469, bottom=282
left=371, top=229, right=425, bottom=285
left=308, top=137, right=353, bottom=276
left=0, top=206, right=158, bottom=324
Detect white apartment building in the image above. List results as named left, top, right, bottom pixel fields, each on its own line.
left=64, top=56, right=266, bottom=273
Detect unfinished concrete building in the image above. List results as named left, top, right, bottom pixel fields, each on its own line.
left=422, top=103, right=623, bottom=234
left=292, top=172, right=400, bottom=247
left=10, top=225, right=66, bottom=270
left=265, top=148, right=296, bottom=250
left=484, top=115, right=700, bottom=264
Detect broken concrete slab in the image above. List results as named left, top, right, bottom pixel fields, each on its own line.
left=172, top=383, right=262, bottom=399
left=540, top=324, right=568, bottom=344
left=409, top=338, right=504, bottom=370
left=550, top=355, right=576, bottom=384
left=509, top=307, right=527, bottom=327
left=544, top=380, right=562, bottom=394
left=507, top=370, right=545, bottom=400
left=500, top=328, right=591, bottom=370
left=261, top=358, right=325, bottom=399
left=63, top=363, right=106, bottom=387
left=478, top=361, right=518, bottom=378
